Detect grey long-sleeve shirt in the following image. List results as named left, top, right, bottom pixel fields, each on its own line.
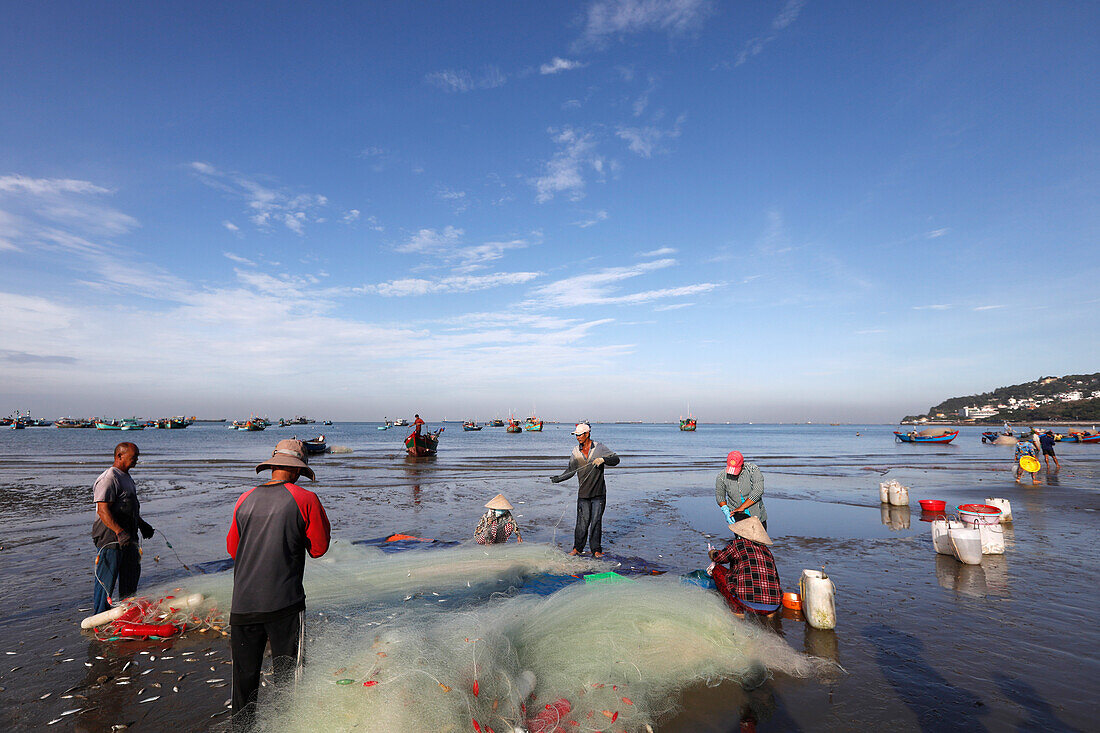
left=715, top=463, right=767, bottom=524
left=552, top=441, right=620, bottom=499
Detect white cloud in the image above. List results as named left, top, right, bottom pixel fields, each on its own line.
left=363, top=271, right=541, bottom=296
left=616, top=114, right=685, bottom=157
left=530, top=258, right=720, bottom=307
left=0, top=175, right=112, bottom=196
left=223, top=220, right=240, bottom=232
left=735, top=0, right=806, bottom=66
left=223, top=252, right=255, bottom=266
left=189, top=162, right=329, bottom=236
left=925, top=228, right=950, bottom=239
left=533, top=127, right=605, bottom=203
left=343, top=209, right=361, bottom=223
left=912, top=304, right=952, bottom=311
left=425, top=66, right=507, bottom=93
left=437, top=188, right=469, bottom=213
left=653, top=302, right=693, bottom=311
left=638, top=246, right=676, bottom=257
left=540, top=57, right=585, bottom=75
left=574, top=210, right=609, bottom=228
left=578, top=0, right=715, bottom=47
left=396, top=226, right=465, bottom=255
left=855, top=328, right=886, bottom=334
left=973, top=304, right=1006, bottom=311
left=359, top=147, right=385, bottom=157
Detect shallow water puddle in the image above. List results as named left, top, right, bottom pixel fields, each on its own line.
left=679, top=496, right=924, bottom=539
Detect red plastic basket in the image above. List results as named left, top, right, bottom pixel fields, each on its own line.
left=919, top=499, right=947, bottom=512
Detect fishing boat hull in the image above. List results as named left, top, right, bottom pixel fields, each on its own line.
left=96, top=422, right=123, bottom=430
left=302, top=436, right=327, bottom=454
left=680, top=419, right=697, bottom=431
left=404, top=429, right=441, bottom=456
left=489, top=419, right=505, bottom=427
left=462, top=424, right=482, bottom=431
left=894, top=430, right=958, bottom=443
left=1077, top=433, right=1100, bottom=444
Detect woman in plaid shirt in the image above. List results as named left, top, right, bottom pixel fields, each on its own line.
left=474, top=493, right=524, bottom=545
left=708, top=516, right=781, bottom=617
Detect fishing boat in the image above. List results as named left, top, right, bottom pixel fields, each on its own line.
left=119, top=419, right=145, bottom=431
left=54, top=417, right=83, bottom=428
left=1069, top=429, right=1100, bottom=443
left=232, top=419, right=266, bottom=431
left=301, top=435, right=327, bottom=454
left=462, top=421, right=482, bottom=431
left=96, top=421, right=122, bottom=430
left=894, top=428, right=958, bottom=443
left=393, top=418, right=410, bottom=427
left=489, top=418, right=505, bottom=427
left=680, top=416, right=697, bottom=432
left=524, top=416, right=544, bottom=432
left=9, top=420, right=23, bottom=430
left=506, top=418, right=522, bottom=433
left=404, top=427, right=443, bottom=456
left=322, top=420, right=332, bottom=426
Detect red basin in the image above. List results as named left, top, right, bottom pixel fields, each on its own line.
left=919, top=499, right=947, bottom=512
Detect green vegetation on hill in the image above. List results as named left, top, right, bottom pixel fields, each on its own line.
left=901, top=372, right=1100, bottom=423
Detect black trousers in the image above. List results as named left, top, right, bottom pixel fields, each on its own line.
left=574, top=496, right=606, bottom=553
left=231, top=610, right=304, bottom=730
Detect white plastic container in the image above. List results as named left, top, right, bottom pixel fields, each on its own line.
left=949, top=524, right=983, bottom=565
left=931, top=519, right=964, bottom=555
left=888, top=482, right=910, bottom=507
left=799, top=569, right=837, bottom=630
left=878, top=481, right=891, bottom=503
left=984, top=497, right=1013, bottom=523
left=964, top=520, right=1005, bottom=555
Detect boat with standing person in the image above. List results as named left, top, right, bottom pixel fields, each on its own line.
left=404, top=426, right=443, bottom=456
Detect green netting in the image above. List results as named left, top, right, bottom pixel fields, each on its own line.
left=582, top=570, right=629, bottom=584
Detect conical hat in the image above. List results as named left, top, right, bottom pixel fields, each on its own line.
left=484, top=494, right=513, bottom=511
left=730, top=516, right=772, bottom=545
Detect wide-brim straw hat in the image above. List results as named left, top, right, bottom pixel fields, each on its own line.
left=256, top=439, right=316, bottom=481
left=484, top=493, right=513, bottom=511
left=730, top=515, right=772, bottom=545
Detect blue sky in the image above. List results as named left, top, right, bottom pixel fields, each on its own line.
left=1, top=1, right=1097, bottom=422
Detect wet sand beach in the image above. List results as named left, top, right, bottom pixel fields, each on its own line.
left=0, top=424, right=1096, bottom=731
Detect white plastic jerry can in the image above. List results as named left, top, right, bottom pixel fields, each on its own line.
left=964, top=520, right=1006, bottom=555
left=984, top=497, right=1013, bottom=523
left=888, top=483, right=910, bottom=507
left=931, top=519, right=964, bottom=555
left=949, top=524, right=983, bottom=565
left=800, top=569, right=837, bottom=630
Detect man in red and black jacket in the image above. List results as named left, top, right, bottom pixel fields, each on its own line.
left=227, top=439, right=330, bottom=728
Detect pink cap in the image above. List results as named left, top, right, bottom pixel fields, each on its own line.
left=726, top=450, right=744, bottom=475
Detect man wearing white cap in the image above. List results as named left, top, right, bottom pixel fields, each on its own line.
left=551, top=423, right=619, bottom=557
left=227, top=439, right=331, bottom=728
left=474, top=494, right=524, bottom=544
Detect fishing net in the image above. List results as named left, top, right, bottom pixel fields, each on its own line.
left=253, top=577, right=821, bottom=732
left=143, top=541, right=609, bottom=624
left=131, top=544, right=822, bottom=730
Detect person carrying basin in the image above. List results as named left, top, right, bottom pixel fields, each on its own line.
left=708, top=516, right=782, bottom=617
left=715, top=450, right=768, bottom=530
left=550, top=422, right=619, bottom=558
left=1014, top=435, right=1041, bottom=485
left=474, top=493, right=524, bottom=544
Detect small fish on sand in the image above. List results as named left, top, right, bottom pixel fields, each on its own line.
left=139, top=696, right=160, bottom=703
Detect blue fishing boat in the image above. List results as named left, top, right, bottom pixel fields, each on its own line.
left=894, top=428, right=958, bottom=443
left=462, top=421, right=482, bottom=431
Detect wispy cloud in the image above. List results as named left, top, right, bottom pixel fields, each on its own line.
left=912, top=304, right=952, bottom=310
left=395, top=226, right=533, bottom=272
left=925, top=228, right=950, bottom=239
left=222, top=220, right=240, bottom=232
left=188, top=162, right=329, bottom=235
left=578, top=0, right=715, bottom=48
left=734, top=0, right=806, bottom=67
left=855, top=328, right=886, bottom=334
left=0, top=175, right=111, bottom=197
left=425, top=66, right=507, bottom=93
left=436, top=187, right=469, bottom=213
left=396, top=226, right=465, bottom=255
left=638, top=246, right=676, bottom=257
left=223, top=252, right=255, bottom=266
left=342, top=209, right=360, bottom=223
left=540, top=57, right=585, bottom=75
left=973, top=304, right=1006, bottom=311
left=573, top=210, right=609, bottom=228
left=653, top=302, right=693, bottom=311
left=362, top=271, right=541, bottom=296
left=533, top=127, right=607, bottom=203
left=616, top=114, right=685, bottom=157
left=530, top=258, right=720, bottom=307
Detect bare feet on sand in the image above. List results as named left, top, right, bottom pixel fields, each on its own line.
left=593, top=552, right=604, bottom=558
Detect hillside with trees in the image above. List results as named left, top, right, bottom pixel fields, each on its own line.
left=901, top=373, right=1100, bottom=423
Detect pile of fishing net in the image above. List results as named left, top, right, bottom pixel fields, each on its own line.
left=141, top=541, right=608, bottom=624
left=254, top=576, right=822, bottom=732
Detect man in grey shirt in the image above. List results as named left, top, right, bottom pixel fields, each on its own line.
left=715, top=450, right=768, bottom=530
left=551, top=423, right=619, bottom=557
left=91, top=442, right=154, bottom=613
